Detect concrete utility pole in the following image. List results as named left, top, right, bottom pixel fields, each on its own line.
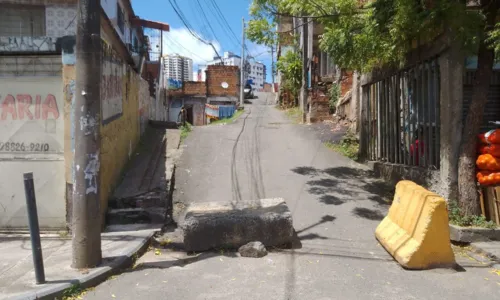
left=271, top=45, right=275, bottom=84
left=240, top=17, right=245, bottom=106
left=73, top=0, right=102, bottom=268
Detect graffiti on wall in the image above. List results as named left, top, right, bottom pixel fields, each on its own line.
left=167, top=78, right=182, bottom=90
left=101, top=41, right=124, bottom=123
left=0, top=77, right=63, bottom=155
left=0, top=36, right=57, bottom=52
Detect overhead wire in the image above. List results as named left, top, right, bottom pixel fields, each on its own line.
left=207, top=0, right=255, bottom=57
left=167, top=0, right=223, bottom=62
left=204, top=0, right=242, bottom=52
left=187, top=0, right=211, bottom=39
left=194, top=0, right=220, bottom=44
left=163, top=34, right=209, bottom=63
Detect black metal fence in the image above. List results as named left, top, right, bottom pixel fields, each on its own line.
left=364, top=59, right=440, bottom=169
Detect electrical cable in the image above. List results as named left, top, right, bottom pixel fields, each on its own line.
left=167, top=0, right=223, bottom=62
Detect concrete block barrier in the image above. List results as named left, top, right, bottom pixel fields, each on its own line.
left=182, top=198, right=294, bottom=252
left=375, top=181, right=456, bottom=269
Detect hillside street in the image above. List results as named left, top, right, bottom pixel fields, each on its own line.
left=83, top=93, right=500, bottom=300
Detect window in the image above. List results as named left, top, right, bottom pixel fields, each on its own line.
left=133, top=36, right=139, bottom=51
left=0, top=6, right=45, bottom=37
left=117, top=4, right=125, bottom=34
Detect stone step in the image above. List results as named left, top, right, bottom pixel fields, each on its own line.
left=108, top=193, right=166, bottom=209
left=107, top=207, right=166, bottom=225
left=182, top=198, right=294, bottom=252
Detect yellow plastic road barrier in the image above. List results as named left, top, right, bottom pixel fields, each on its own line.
left=375, top=180, right=456, bottom=269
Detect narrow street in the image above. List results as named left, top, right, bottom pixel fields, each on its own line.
left=83, top=93, right=500, bottom=300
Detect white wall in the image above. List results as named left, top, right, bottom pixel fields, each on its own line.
left=0, top=76, right=66, bottom=229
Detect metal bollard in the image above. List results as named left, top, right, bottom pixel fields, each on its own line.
left=23, top=172, right=45, bottom=284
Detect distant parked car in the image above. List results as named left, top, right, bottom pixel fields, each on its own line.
left=244, top=84, right=254, bottom=99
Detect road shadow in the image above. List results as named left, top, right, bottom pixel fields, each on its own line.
left=352, top=207, right=385, bottom=221
left=292, top=165, right=394, bottom=208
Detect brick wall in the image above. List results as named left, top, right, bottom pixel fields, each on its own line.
left=340, top=71, right=353, bottom=97
left=206, top=65, right=240, bottom=97
left=183, top=81, right=207, bottom=96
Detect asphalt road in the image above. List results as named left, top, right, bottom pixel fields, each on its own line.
left=84, top=92, right=500, bottom=300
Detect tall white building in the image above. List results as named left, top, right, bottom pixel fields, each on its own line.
left=205, top=51, right=266, bottom=91
left=163, top=54, right=193, bottom=81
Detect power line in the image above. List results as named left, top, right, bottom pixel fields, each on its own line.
left=204, top=0, right=241, bottom=51
left=206, top=0, right=255, bottom=57
left=209, top=0, right=240, bottom=44
left=164, top=34, right=209, bottom=63
left=167, top=0, right=223, bottom=63
left=187, top=0, right=211, bottom=39
left=194, top=0, right=220, bottom=43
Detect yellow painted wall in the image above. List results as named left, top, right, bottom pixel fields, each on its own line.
left=63, top=63, right=143, bottom=227
left=99, top=66, right=141, bottom=223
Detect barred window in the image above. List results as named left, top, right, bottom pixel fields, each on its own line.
left=0, top=5, right=45, bottom=37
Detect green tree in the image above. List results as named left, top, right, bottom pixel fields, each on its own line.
left=276, top=49, right=302, bottom=105
left=248, top=0, right=500, bottom=217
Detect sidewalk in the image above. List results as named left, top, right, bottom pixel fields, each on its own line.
left=0, top=225, right=154, bottom=300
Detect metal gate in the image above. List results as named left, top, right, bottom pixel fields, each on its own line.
left=364, top=59, right=440, bottom=169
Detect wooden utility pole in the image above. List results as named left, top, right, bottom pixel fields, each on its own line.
left=73, top=0, right=102, bottom=268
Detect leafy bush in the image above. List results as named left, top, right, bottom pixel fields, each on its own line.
left=328, top=83, right=341, bottom=113
left=325, top=131, right=359, bottom=161
left=180, top=122, right=192, bottom=141
left=276, top=50, right=302, bottom=106
left=448, top=201, right=496, bottom=229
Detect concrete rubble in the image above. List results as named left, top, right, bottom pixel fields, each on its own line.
left=182, top=198, right=294, bottom=252
left=238, top=241, right=268, bottom=258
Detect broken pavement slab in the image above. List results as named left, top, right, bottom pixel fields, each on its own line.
left=182, top=198, right=294, bottom=252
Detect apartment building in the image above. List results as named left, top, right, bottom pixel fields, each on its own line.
left=163, top=54, right=193, bottom=82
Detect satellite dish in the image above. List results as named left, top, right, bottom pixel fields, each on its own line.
left=221, top=82, right=229, bottom=89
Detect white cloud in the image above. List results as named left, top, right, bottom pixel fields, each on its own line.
left=160, top=27, right=221, bottom=65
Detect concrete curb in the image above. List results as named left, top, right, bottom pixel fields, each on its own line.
left=10, top=231, right=155, bottom=300
left=449, top=224, right=500, bottom=243
left=468, top=243, right=500, bottom=263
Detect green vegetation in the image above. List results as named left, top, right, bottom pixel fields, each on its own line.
left=276, top=50, right=302, bottom=106
left=61, top=283, right=88, bottom=300
left=209, top=109, right=244, bottom=125
left=328, top=83, right=341, bottom=113
left=448, top=201, right=497, bottom=229
left=324, top=132, right=359, bottom=161
left=284, top=106, right=303, bottom=124
left=180, top=122, right=192, bottom=142
left=58, top=230, right=70, bottom=239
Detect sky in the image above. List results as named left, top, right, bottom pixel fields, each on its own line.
left=131, top=0, right=273, bottom=82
